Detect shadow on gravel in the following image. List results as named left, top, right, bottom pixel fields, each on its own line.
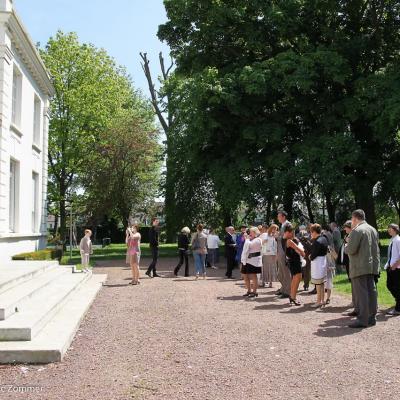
left=313, top=316, right=360, bottom=337
left=217, top=295, right=248, bottom=301
left=253, top=303, right=291, bottom=311
left=102, top=283, right=131, bottom=288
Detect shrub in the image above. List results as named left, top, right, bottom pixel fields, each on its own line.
left=12, top=249, right=63, bottom=262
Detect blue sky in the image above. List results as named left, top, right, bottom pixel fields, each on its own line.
left=16, top=0, right=171, bottom=96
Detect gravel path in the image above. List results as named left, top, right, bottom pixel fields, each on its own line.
left=0, top=258, right=399, bottom=400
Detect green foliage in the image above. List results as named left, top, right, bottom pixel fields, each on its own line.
left=12, top=249, right=62, bottom=261
left=159, top=0, right=400, bottom=226
left=41, top=31, right=148, bottom=240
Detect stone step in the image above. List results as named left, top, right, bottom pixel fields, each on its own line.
left=0, top=261, right=59, bottom=295
left=0, top=267, right=71, bottom=320
left=0, top=271, right=91, bottom=341
left=0, top=274, right=107, bottom=364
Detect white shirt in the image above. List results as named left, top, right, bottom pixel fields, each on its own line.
left=385, top=235, right=400, bottom=269
left=207, top=234, right=220, bottom=249
left=260, top=233, right=277, bottom=256
left=241, top=237, right=263, bottom=267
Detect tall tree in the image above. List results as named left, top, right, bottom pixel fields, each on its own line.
left=82, top=111, right=161, bottom=227
left=140, top=52, right=178, bottom=241
left=158, top=0, right=400, bottom=227
left=41, top=31, right=135, bottom=243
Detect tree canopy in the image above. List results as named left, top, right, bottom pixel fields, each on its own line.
left=158, top=0, right=400, bottom=228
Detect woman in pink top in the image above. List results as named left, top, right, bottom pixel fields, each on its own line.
left=126, top=224, right=141, bottom=285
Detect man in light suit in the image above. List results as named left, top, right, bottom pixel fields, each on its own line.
left=345, top=209, right=380, bottom=328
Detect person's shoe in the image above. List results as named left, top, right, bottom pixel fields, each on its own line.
left=310, top=303, right=322, bottom=309
left=153, top=273, right=162, bottom=278
left=243, top=292, right=251, bottom=297
left=275, top=289, right=282, bottom=295
left=348, top=321, right=367, bottom=329
left=346, top=311, right=358, bottom=317
left=211, top=266, right=218, bottom=270
left=145, top=271, right=152, bottom=278
left=303, top=286, right=309, bottom=291
left=248, top=293, right=259, bottom=298
left=386, top=308, right=400, bottom=316
left=368, top=316, right=377, bottom=326
left=289, top=297, right=301, bottom=306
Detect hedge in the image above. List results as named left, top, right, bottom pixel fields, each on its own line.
left=12, top=249, right=63, bottom=262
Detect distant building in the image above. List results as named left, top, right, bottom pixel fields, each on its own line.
left=0, top=0, right=54, bottom=261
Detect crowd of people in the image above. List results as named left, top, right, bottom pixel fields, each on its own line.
left=88, top=209, right=400, bottom=329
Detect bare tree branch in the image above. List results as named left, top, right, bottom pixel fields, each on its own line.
left=140, top=52, right=169, bottom=134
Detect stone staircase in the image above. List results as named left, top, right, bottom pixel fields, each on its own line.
left=0, top=261, right=106, bottom=363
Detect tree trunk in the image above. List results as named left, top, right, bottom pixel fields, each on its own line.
left=303, top=190, right=315, bottom=223
left=283, top=184, right=295, bottom=221
left=353, top=179, right=377, bottom=228
left=325, top=192, right=336, bottom=223
left=222, top=209, right=232, bottom=228
left=53, top=213, right=59, bottom=235
left=164, top=153, right=178, bottom=243
left=265, top=197, right=273, bottom=224
left=59, top=197, right=66, bottom=251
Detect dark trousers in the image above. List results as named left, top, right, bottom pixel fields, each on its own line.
left=303, top=260, right=311, bottom=288
left=147, top=246, right=159, bottom=274
left=351, top=274, right=378, bottom=326
left=387, top=269, right=400, bottom=311
left=226, top=251, right=235, bottom=278
left=174, top=250, right=189, bottom=276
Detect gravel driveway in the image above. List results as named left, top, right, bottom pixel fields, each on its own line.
left=0, top=257, right=399, bottom=400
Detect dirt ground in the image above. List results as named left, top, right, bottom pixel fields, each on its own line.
left=0, top=257, right=399, bottom=400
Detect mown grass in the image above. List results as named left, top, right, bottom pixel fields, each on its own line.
left=333, top=256, right=393, bottom=308
left=60, top=243, right=179, bottom=265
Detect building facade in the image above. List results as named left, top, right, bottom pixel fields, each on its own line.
left=0, top=0, right=54, bottom=262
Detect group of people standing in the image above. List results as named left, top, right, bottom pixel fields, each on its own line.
left=120, top=208, right=400, bottom=329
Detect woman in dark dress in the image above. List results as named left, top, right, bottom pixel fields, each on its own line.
left=174, top=227, right=190, bottom=277
left=283, top=224, right=305, bottom=306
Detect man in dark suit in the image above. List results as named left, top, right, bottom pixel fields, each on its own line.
left=146, top=218, right=161, bottom=278
left=224, top=226, right=237, bottom=279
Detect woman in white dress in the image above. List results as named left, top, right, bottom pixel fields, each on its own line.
left=309, top=224, right=328, bottom=307
left=241, top=227, right=263, bottom=298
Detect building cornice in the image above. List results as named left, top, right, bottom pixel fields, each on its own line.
left=0, top=10, right=55, bottom=97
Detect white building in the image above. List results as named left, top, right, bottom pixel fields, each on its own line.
left=0, top=0, right=54, bottom=262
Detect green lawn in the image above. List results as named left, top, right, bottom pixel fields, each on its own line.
left=333, top=254, right=393, bottom=308
left=60, top=243, right=179, bottom=265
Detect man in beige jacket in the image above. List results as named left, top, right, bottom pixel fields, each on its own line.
left=345, top=210, right=380, bottom=328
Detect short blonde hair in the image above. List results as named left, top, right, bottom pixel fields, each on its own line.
left=249, top=226, right=260, bottom=236
left=267, top=224, right=279, bottom=235
left=181, top=226, right=190, bottom=234
left=84, top=229, right=92, bottom=235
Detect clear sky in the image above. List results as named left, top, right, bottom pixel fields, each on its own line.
left=15, top=0, right=171, bottom=96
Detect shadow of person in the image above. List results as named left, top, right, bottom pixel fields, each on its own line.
left=253, top=303, right=291, bottom=311
left=217, top=295, right=248, bottom=301
left=313, top=316, right=362, bottom=338
left=102, top=283, right=131, bottom=288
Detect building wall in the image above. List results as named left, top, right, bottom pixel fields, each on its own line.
left=0, top=2, right=51, bottom=262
